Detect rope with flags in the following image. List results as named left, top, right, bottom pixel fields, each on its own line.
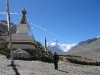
left=0, top=12, right=21, bottom=14
left=27, top=19, right=42, bottom=44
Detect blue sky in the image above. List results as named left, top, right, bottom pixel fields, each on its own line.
left=0, top=0, right=100, bottom=44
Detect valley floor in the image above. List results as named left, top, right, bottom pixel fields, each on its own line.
left=0, top=56, right=100, bottom=75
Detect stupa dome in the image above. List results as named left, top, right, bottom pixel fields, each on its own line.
left=16, top=24, right=29, bottom=34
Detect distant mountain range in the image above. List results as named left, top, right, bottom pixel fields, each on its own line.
left=46, top=36, right=100, bottom=61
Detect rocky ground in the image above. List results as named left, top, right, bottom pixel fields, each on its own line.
left=0, top=55, right=100, bottom=75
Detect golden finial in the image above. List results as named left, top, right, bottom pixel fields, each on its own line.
left=20, top=9, right=27, bottom=24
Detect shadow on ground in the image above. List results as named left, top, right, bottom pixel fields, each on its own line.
left=12, top=65, right=20, bottom=75
left=58, top=69, right=68, bottom=73
left=7, top=64, right=20, bottom=75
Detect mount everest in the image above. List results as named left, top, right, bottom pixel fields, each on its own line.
left=46, top=39, right=76, bottom=55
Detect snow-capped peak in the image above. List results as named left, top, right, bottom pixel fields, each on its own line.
left=47, top=39, right=61, bottom=47
left=97, top=36, right=100, bottom=39
left=46, top=39, right=76, bottom=54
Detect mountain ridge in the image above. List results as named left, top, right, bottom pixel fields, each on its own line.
left=66, top=36, right=100, bottom=61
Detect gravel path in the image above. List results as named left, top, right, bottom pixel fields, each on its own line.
left=0, top=56, right=100, bottom=75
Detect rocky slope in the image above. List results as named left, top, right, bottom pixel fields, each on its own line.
left=66, top=36, right=100, bottom=61
left=0, top=20, right=16, bottom=34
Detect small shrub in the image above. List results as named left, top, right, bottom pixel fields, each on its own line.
left=66, top=55, right=100, bottom=66
left=0, top=45, right=10, bottom=58
left=40, top=56, right=53, bottom=63
left=0, top=50, right=10, bottom=58
left=59, top=57, right=64, bottom=61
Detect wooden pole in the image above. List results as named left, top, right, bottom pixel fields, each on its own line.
left=6, top=0, right=14, bottom=66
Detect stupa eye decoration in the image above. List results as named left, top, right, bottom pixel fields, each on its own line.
left=20, top=9, right=27, bottom=24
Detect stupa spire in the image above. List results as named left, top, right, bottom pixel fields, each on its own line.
left=20, top=9, right=27, bottom=24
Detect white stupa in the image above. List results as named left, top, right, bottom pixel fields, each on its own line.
left=6, top=9, right=36, bottom=50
